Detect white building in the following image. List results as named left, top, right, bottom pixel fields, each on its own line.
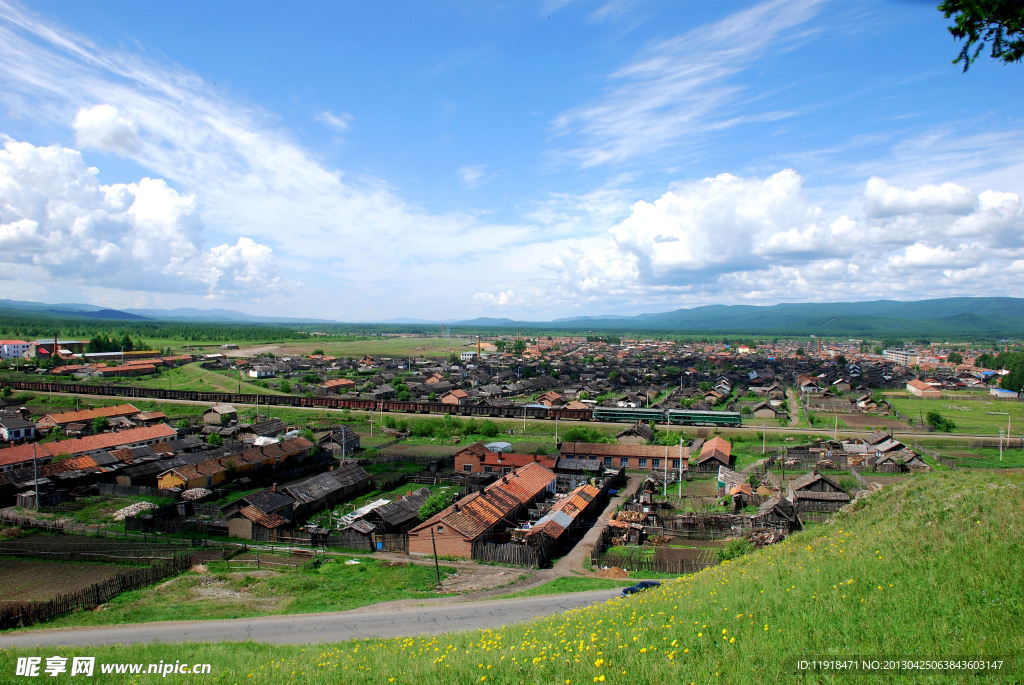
left=0, top=340, right=30, bottom=360
left=883, top=349, right=920, bottom=366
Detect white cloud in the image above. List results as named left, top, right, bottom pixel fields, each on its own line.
left=473, top=289, right=517, bottom=307
left=317, top=110, right=353, bottom=132
left=863, top=176, right=976, bottom=218
left=551, top=0, right=824, bottom=167
left=458, top=165, right=488, bottom=188
left=0, top=138, right=282, bottom=295
left=72, top=104, right=141, bottom=156
left=547, top=169, right=1024, bottom=308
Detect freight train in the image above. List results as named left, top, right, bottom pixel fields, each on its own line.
left=0, top=380, right=742, bottom=427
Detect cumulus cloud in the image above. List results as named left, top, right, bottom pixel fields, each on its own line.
left=863, top=176, right=976, bottom=218
left=473, top=289, right=517, bottom=307
left=72, top=104, right=142, bottom=156
left=0, top=138, right=282, bottom=295
left=607, top=169, right=851, bottom=281
left=546, top=169, right=1024, bottom=308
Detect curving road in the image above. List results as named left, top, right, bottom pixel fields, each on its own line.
left=0, top=590, right=622, bottom=648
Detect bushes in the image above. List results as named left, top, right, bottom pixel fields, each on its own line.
left=715, top=538, right=753, bottom=562
left=561, top=426, right=612, bottom=443
left=926, top=411, right=956, bottom=432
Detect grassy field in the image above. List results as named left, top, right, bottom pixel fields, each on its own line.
left=128, top=363, right=289, bottom=396
left=6, top=469, right=1019, bottom=683
left=24, top=555, right=455, bottom=630
left=883, top=392, right=1024, bottom=435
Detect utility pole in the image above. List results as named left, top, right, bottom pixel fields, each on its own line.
left=33, top=443, right=39, bottom=512
left=678, top=436, right=683, bottom=498
left=663, top=445, right=668, bottom=498
left=430, top=527, right=441, bottom=588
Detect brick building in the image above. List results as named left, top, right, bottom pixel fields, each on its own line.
left=558, top=442, right=691, bottom=472
left=407, top=462, right=556, bottom=558
left=454, top=442, right=556, bottom=475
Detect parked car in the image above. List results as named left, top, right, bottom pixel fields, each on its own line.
left=620, top=580, right=661, bottom=597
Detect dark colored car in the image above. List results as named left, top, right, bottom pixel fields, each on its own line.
left=620, top=580, right=661, bottom=596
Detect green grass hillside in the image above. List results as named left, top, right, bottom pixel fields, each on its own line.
left=2, top=470, right=1022, bottom=683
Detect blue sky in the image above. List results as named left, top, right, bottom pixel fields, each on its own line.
left=1, top=0, right=1023, bottom=322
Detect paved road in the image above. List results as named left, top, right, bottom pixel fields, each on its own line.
left=0, top=590, right=621, bottom=648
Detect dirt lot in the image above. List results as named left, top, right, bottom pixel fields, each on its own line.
left=438, top=565, right=528, bottom=593
left=0, top=558, right=136, bottom=602
left=838, top=413, right=910, bottom=429
left=653, top=546, right=714, bottom=564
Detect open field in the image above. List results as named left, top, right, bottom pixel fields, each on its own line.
left=883, top=392, right=1024, bottom=435
left=121, top=362, right=288, bottom=396
left=226, top=337, right=476, bottom=360
left=831, top=412, right=910, bottom=429
left=4, top=469, right=1020, bottom=683
left=0, top=558, right=136, bottom=605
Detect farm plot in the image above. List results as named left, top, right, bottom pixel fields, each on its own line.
left=834, top=413, right=910, bottom=429
left=0, top=558, right=136, bottom=604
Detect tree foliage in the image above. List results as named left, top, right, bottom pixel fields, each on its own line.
left=941, top=0, right=1024, bottom=71
left=926, top=411, right=957, bottom=432
left=418, top=491, right=458, bottom=521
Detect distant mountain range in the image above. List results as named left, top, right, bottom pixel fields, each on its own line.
left=0, top=300, right=336, bottom=324
left=1, top=297, right=1022, bottom=336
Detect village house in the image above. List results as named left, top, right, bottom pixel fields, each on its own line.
left=363, top=487, right=433, bottom=534
left=615, top=422, right=655, bottom=445
left=0, top=423, right=177, bottom=472
left=695, top=436, right=732, bottom=470
left=203, top=404, right=238, bottom=424
left=906, top=378, right=941, bottom=398
left=35, top=404, right=142, bottom=433
left=407, top=462, right=557, bottom=558
left=523, top=483, right=602, bottom=557
left=559, top=442, right=690, bottom=473
left=454, top=443, right=556, bottom=474
left=787, top=471, right=851, bottom=513
left=0, top=415, right=36, bottom=443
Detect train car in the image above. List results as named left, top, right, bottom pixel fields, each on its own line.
left=591, top=406, right=666, bottom=424
left=665, top=409, right=742, bottom=427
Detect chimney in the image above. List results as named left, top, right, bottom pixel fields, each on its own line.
left=271, top=482, right=277, bottom=493
left=453, top=503, right=460, bottom=512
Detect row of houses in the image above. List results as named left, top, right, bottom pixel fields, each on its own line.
left=225, top=461, right=371, bottom=540
left=407, top=461, right=614, bottom=561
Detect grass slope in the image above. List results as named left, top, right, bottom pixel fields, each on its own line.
left=2, top=470, right=1022, bottom=683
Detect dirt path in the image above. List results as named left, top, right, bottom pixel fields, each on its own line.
left=786, top=387, right=802, bottom=427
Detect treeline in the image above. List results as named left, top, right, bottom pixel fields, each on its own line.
left=0, top=314, right=313, bottom=344
left=975, top=351, right=1024, bottom=392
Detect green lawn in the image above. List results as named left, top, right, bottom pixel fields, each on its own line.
left=493, top=576, right=634, bottom=599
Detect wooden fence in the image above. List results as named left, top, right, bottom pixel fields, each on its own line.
left=471, top=541, right=546, bottom=568
left=0, top=552, right=195, bottom=630
left=97, top=483, right=180, bottom=499
left=589, top=551, right=716, bottom=576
